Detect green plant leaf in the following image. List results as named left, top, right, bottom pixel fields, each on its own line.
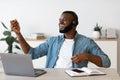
left=3, top=31, right=11, bottom=36
left=94, top=23, right=102, bottom=31
left=14, top=45, right=21, bottom=49
left=6, top=36, right=15, bottom=45
left=1, top=21, right=8, bottom=29
left=0, top=38, right=6, bottom=41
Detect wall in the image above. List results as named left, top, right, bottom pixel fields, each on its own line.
left=0, top=0, right=120, bottom=75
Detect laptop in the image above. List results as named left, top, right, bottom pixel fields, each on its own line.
left=0, top=53, right=46, bottom=77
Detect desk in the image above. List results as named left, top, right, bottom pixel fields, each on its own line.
left=0, top=68, right=120, bottom=80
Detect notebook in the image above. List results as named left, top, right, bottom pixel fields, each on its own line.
left=0, top=53, right=46, bottom=77
left=65, top=67, right=105, bottom=77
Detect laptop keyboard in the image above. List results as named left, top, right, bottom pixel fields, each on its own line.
left=34, top=69, right=46, bottom=75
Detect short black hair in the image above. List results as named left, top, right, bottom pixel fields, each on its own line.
left=62, top=11, right=79, bottom=26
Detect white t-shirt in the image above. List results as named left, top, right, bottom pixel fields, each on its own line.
left=54, top=39, right=74, bottom=68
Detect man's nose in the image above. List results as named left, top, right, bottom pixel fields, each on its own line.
left=59, top=21, right=64, bottom=24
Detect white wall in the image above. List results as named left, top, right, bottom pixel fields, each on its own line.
left=0, top=0, right=120, bottom=75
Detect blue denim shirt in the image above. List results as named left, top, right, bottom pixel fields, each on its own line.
left=28, top=32, right=111, bottom=68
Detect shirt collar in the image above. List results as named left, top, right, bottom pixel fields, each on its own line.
left=61, top=31, right=79, bottom=41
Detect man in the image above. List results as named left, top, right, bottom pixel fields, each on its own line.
left=10, top=11, right=111, bottom=68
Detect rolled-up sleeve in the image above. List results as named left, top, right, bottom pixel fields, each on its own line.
left=27, top=41, right=49, bottom=59
left=88, top=39, right=111, bottom=68
left=99, top=54, right=111, bottom=68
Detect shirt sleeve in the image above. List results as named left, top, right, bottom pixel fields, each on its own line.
left=27, top=40, right=49, bottom=59
left=88, top=39, right=111, bottom=68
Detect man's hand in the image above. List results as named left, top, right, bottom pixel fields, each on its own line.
left=71, top=53, right=103, bottom=67
left=10, top=19, right=20, bottom=34
left=71, top=53, right=88, bottom=64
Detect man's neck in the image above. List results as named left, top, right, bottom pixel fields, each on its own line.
left=64, top=31, right=76, bottom=39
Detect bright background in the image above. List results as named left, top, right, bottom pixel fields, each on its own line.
left=0, top=0, right=120, bottom=75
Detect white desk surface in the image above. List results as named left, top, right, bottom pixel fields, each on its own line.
left=0, top=68, right=120, bottom=80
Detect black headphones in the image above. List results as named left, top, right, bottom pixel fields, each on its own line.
left=72, top=20, right=77, bottom=26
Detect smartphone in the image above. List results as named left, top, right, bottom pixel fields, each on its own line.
left=72, top=69, right=84, bottom=73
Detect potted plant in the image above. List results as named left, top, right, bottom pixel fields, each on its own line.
left=0, top=22, right=21, bottom=53
left=92, top=23, right=102, bottom=39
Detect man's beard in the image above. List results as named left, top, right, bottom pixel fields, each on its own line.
left=59, top=22, right=73, bottom=33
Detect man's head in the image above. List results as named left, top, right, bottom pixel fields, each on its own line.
left=59, top=11, right=79, bottom=33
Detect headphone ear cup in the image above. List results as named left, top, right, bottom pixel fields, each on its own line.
left=72, top=20, right=76, bottom=26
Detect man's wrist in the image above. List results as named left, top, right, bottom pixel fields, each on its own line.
left=16, top=32, right=21, bottom=38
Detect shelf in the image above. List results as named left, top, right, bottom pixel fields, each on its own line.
left=92, top=38, right=117, bottom=41
left=25, top=38, right=47, bottom=41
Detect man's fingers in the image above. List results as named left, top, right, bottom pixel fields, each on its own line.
left=71, top=55, right=80, bottom=64
left=10, top=20, right=19, bottom=29
left=71, top=55, right=77, bottom=60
